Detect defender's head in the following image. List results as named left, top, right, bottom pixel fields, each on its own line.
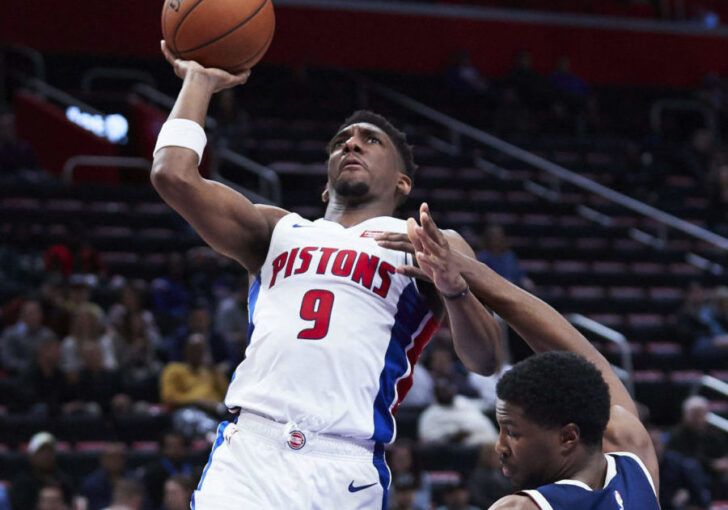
left=494, top=351, right=610, bottom=490
left=324, top=110, right=417, bottom=208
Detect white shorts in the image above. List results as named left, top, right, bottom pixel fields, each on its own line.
left=191, top=413, right=390, bottom=510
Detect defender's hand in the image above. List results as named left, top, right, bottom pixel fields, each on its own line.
left=161, top=40, right=251, bottom=93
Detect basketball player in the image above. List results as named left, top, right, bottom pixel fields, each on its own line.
left=152, top=42, right=503, bottom=509
left=378, top=207, right=660, bottom=509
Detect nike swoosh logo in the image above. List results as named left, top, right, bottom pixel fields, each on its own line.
left=348, top=481, right=377, bottom=493
left=292, top=224, right=314, bottom=228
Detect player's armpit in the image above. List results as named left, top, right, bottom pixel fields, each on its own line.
left=151, top=155, right=288, bottom=273
left=488, top=494, right=540, bottom=510
left=603, top=404, right=660, bottom=494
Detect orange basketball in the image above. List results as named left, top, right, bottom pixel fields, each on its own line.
left=162, top=0, right=275, bottom=73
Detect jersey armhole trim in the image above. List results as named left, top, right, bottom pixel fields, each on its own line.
left=608, top=451, right=657, bottom=497
left=520, top=490, right=554, bottom=510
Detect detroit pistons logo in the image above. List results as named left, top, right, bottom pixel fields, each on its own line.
left=287, top=430, right=306, bottom=450
left=613, top=490, right=624, bottom=510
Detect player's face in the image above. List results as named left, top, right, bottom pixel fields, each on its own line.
left=326, top=123, right=408, bottom=203
left=495, top=399, right=563, bottom=491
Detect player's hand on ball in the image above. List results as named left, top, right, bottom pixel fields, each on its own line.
left=161, top=40, right=251, bottom=93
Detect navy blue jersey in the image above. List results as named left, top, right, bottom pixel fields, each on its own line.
left=520, top=452, right=659, bottom=510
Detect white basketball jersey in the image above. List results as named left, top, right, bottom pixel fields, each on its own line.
left=224, top=213, right=439, bottom=443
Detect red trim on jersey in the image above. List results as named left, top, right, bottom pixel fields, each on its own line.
left=392, top=315, right=440, bottom=415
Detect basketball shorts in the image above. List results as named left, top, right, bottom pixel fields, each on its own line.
left=191, top=412, right=391, bottom=510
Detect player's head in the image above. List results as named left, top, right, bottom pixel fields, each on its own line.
left=494, top=351, right=610, bottom=490
left=324, top=110, right=417, bottom=209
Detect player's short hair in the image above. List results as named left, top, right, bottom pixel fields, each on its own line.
left=496, top=351, right=610, bottom=447
left=331, top=110, right=418, bottom=180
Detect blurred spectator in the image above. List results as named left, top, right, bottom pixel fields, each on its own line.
left=390, top=476, right=428, bottom=510
left=151, top=253, right=190, bottom=322
left=20, top=338, right=73, bottom=417
left=427, top=343, right=479, bottom=398
left=10, top=432, right=74, bottom=510
left=504, top=51, right=550, bottom=108
left=549, top=56, right=590, bottom=100
left=165, top=300, right=232, bottom=370
left=675, top=128, right=715, bottom=181
left=648, top=427, right=711, bottom=510
left=108, top=283, right=161, bottom=347
left=101, top=479, right=144, bottom=510
left=212, top=89, right=251, bottom=154
left=142, top=432, right=193, bottom=510
left=667, top=395, right=728, bottom=497
left=696, top=72, right=726, bottom=113
left=418, top=377, right=498, bottom=447
left=0, top=297, right=57, bottom=375
left=44, top=224, right=104, bottom=278
left=60, top=303, right=118, bottom=377
left=476, top=224, right=534, bottom=291
left=0, top=110, right=38, bottom=175
left=435, top=483, right=480, bottom=510
left=161, top=333, right=227, bottom=439
left=0, top=223, right=45, bottom=286
left=467, top=443, right=511, bottom=509
left=0, top=486, right=9, bottom=510
left=35, top=486, right=69, bottom=510
left=161, top=474, right=196, bottom=510
left=80, top=443, right=130, bottom=510
left=65, top=342, right=124, bottom=416
left=443, top=49, right=489, bottom=98
left=213, top=277, right=248, bottom=361
left=492, top=87, right=532, bottom=136
left=114, top=310, right=162, bottom=401
left=706, top=149, right=728, bottom=230
left=691, top=286, right=728, bottom=365
left=675, top=281, right=712, bottom=357
left=468, top=363, right=512, bottom=413
left=387, top=440, right=430, bottom=510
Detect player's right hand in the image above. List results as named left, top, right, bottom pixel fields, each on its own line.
left=161, top=40, right=251, bottom=93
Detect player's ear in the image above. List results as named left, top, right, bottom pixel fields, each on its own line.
left=322, top=185, right=330, bottom=203
left=396, top=173, right=412, bottom=198
left=559, top=423, right=580, bottom=453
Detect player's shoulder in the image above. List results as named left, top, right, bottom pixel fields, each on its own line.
left=488, top=494, right=540, bottom=510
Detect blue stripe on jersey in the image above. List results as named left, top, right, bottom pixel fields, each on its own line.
left=371, top=282, right=429, bottom=444
left=192, top=421, right=228, bottom=509
left=246, top=274, right=261, bottom=345
left=373, top=442, right=391, bottom=510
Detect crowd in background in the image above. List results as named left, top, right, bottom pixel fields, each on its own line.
left=2, top=43, right=728, bottom=510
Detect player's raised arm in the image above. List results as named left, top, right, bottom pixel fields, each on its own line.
left=378, top=203, right=504, bottom=376
left=452, top=244, right=659, bottom=491
left=151, top=41, right=288, bottom=273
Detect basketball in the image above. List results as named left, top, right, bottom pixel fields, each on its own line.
left=161, top=0, right=275, bottom=73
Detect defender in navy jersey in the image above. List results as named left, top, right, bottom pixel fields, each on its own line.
left=378, top=212, right=661, bottom=510
left=151, top=43, right=503, bottom=509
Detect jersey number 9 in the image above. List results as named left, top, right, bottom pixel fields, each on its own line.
left=298, top=290, right=335, bottom=340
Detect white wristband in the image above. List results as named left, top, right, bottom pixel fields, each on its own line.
left=153, top=118, right=207, bottom=165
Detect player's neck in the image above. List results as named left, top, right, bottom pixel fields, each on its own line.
left=324, top=198, right=395, bottom=227
left=558, top=449, right=609, bottom=490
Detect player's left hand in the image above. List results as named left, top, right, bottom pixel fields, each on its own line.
left=377, top=203, right=468, bottom=297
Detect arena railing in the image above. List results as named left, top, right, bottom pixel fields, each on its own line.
left=355, top=78, right=728, bottom=257
left=568, top=314, right=635, bottom=396
left=131, top=83, right=281, bottom=205
left=691, top=375, right=728, bottom=434
left=81, top=68, right=157, bottom=93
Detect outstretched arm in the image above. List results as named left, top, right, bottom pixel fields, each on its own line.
left=378, top=203, right=503, bottom=376
left=151, top=41, right=287, bottom=274
left=380, top=204, right=658, bottom=491
left=454, top=246, right=659, bottom=491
